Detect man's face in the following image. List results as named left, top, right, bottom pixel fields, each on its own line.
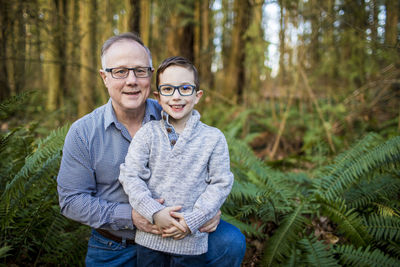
left=100, top=40, right=152, bottom=116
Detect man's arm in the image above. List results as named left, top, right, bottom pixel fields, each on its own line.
left=57, top=125, right=133, bottom=231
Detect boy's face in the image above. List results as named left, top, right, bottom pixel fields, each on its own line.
left=155, top=65, right=203, bottom=127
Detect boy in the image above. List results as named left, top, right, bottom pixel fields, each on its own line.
left=118, top=56, right=234, bottom=266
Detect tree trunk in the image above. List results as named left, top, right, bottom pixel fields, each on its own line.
left=0, top=0, right=11, bottom=100
left=200, top=0, right=213, bottom=90
left=140, top=0, right=150, bottom=45
left=78, top=0, right=95, bottom=116
left=278, top=0, right=286, bottom=87
left=224, top=0, right=250, bottom=104
left=130, top=0, right=140, bottom=33
left=245, top=0, right=265, bottom=104
left=45, top=0, right=61, bottom=112
left=385, top=0, right=399, bottom=48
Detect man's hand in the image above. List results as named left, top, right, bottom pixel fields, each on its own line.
left=199, top=210, right=221, bottom=233
left=131, top=198, right=165, bottom=235
left=131, top=209, right=161, bottom=235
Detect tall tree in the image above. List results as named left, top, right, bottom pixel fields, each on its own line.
left=384, top=0, right=399, bottom=48
left=278, top=0, right=287, bottom=86
left=244, top=0, right=266, bottom=103
left=140, top=0, right=151, bottom=46
left=163, top=0, right=195, bottom=61
left=45, top=0, right=63, bottom=112
left=0, top=0, right=12, bottom=100
left=194, top=0, right=213, bottom=90
left=78, top=0, right=96, bottom=116
left=224, top=0, right=251, bottom=103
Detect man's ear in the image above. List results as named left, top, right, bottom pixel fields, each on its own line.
left=99, top=69, right=107, bottom=86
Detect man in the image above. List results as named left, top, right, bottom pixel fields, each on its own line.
left=57, top=32, right=246, bottom=266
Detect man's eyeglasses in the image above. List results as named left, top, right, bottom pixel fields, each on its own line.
left=105, top=67, right=153, bottom=79
left=158, top=85, right=196, bottom=96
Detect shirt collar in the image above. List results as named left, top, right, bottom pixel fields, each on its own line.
left=160, top=110, right=200, bottom=129
left=104, top=98, right=159, bottom=130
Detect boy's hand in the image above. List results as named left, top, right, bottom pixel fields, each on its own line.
left=163, top=211, right=190, bottom=240
left=153, top=206, right=186, bottom=233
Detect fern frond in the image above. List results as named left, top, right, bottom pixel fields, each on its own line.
left=0, top=246, right=11, bottom=258
left=335, top=244, right=400, bottom=267
left=316, top=134, right=400, bottom=202
left=1, top=124, right=69, bottom=202
left=320, top=199, right=369, bottom=246
left=383, top=240, right=400, bottom=258
left=0, top=128, right=19, bottom=154
left=365, top=214, right=400, bottom=241
left=262, top=203, right=309, bottom=266
left=221, top=213, right=262, bottom=238
left=298, top=236, right=340, bottom=267
left=345, top=175, right=400, bottom=209
left=0, top=91, right=35, bottom=114
left=228, top=137, right=294, bottom=203
left=372, top=202, right=400, bottom=217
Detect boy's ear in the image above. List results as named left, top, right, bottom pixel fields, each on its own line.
left=153, top=91, right=160, bottom=100
left=195, top=90, right=203, bottom=104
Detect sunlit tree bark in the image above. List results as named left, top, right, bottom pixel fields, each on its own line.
left=384, top=0, right=399, bottom=48
left=45, top=0, right=61, bottom=112
left=245, top=0, right=265, bottom=103
left=78, top=0, right=95, bottom=116
left=140, top=0, right=150, bottom=46
left=224, top=0, right=250, bottom=103
left=194, top=0, right=213, bottom=90
left=278, top=0, right=286, bottom=86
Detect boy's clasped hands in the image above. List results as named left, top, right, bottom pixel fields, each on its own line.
left=153, top=206, right=190, bottom=240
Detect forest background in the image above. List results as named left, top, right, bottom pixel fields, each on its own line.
left=0, top=0, right=399, bottom=266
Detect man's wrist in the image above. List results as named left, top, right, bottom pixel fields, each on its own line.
left=111, top=203, right=135, bottom=230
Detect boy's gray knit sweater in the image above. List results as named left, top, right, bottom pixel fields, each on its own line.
left=119, top=110, right=234, bottom=255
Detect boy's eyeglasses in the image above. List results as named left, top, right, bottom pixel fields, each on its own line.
left=105, top=67, right=153, bottom=79
left=158, top=85, right=196, bottom=96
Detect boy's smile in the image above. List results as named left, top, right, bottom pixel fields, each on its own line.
left=155, top=66, right=203, bottom=133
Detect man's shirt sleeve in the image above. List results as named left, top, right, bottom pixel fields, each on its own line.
left=57, top=124, right=134, bottom=231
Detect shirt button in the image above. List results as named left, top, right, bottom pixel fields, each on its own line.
left=171, top=140, right=176, bottom=145
left=167, top=128, right=172, bottom=133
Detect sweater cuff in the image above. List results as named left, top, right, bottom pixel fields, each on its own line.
left=111, top=203, right=135, bottom=230
left=136, top=196, right=165, bottom=224
left=183, top=209, right=208, bottom=234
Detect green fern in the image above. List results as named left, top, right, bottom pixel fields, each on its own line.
left=320, top=199, right=370, bottom=246
left=1, top=124, right=69, bottom=203
left=345, top=175, right=400, bottom=209
left=262, top=203, right=309, bottom=266
left=315, top=134, right=400, bottom=202
left=335, top=244, right=400, bottom=267
left=0, top=246, right=11, bottom=258
left=298, top=236, right=340, bottom=267
left=365, top=214, right=400, bottom=242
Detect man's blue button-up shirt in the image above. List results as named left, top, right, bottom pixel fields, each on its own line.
left=57, top=98, right=162, bottom=239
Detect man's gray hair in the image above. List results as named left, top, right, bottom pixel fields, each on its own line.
left=101, top=32, right=153, bottom=69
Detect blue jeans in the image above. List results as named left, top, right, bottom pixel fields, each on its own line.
left=85, top=220, right=246, bottom=267
left=137, top=245, right=206, bottom=266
